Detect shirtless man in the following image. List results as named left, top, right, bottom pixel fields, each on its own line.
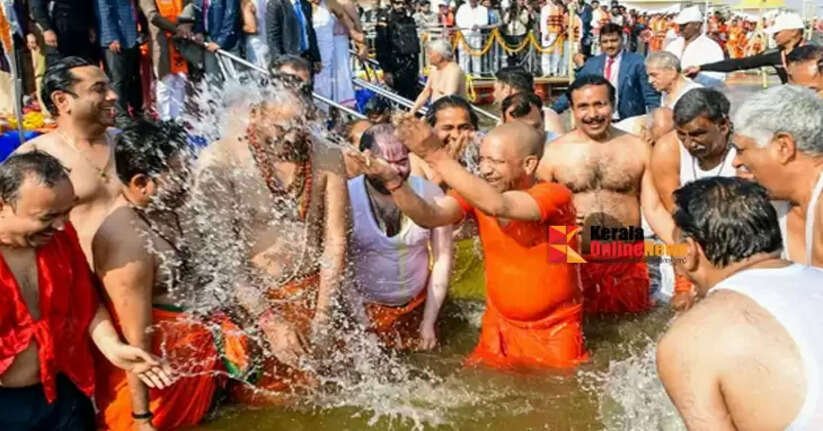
left=411, top=95, right=478, bottom=188
left=14, top=56, right=121, bottom=264
left=658, top=177, right=823, bottom=430
left=351, top=121, right=588, bottom=369
left=651, top=88, right=736, bottom=309
left=645, top=51, right=702, bottom=109
left=94, top=120, right=222, bottom=430
left=409, top=39, right=467, bottom=114
left=0, top=152, right=172, bottom=430
left=192, top=84, right=348, bottom=402
left=732, top=85, right=823, bottom=267
left=537, top=75, right=675, bottom=313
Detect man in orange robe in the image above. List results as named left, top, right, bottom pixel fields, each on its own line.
left=351, top=120, right=589, bottom=370
left=94, top=120, right=224, bottom=430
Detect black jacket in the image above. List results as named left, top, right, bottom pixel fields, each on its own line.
left=374, top=9, right=420, bottom=73
left=29, top=0, right=94, bottom=32
left=266, top=0, right=320, bottom=64
left=697, top=44, right=820, bottom=84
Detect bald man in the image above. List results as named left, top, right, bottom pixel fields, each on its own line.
left=537, top=75, right=675, bottom=314
left=351, top=120, right=588, bottom=370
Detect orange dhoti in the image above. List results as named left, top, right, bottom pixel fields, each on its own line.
left=466, top=301, right=589, bottom=370
left=230, top=273, right=320, bottom=406
left=96, top=307, right=225, bottom=431
left=365, top=289, right=427, bottom=350
left=581, top=257, right=652, bottom=314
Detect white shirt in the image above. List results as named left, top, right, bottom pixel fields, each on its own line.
left=665, top=34, right=725, bottom=87
left=604, top=51, right=622, bottom=119
left=455, top=3, right=488, bottom=37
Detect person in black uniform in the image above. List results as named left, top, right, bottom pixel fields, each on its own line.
left=375, top=0, right=421, bottom=101
left=29, top=0, right=96, bottom=66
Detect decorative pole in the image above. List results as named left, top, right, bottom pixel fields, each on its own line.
left=0, top=0, right=24, bottom=145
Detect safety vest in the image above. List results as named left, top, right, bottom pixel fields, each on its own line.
left=156, top=0, right=188, bottom=74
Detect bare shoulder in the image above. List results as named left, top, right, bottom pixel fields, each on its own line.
left=659, top=290, right=749, bottom=360
left=14, top=132, right=61, bottom=155
left=93, top=206, right=150, bottom=267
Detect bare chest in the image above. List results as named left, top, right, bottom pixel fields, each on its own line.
left=1, top=249, right=40, bottom=320
left=552, top=145, right=644, bottom=195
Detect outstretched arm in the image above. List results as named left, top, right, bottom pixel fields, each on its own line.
left=316, top=167, right=349, bottom=326
left=641, top=162, right=675, bottom=244
left=347, top=151, right=465, bottom=228
left=650, top=131, right=681, bottom=213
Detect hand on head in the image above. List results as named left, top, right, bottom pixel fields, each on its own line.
left=344, top=149, right=404, bottom=188
left=395, top=116, right=445, bottom=160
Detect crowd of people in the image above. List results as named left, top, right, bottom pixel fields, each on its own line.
left=1, top=0, right=823, bottom=430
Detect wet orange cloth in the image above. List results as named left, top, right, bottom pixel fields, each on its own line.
left=96, top=308, right=224, bottom=431
left=230, top=273, right=320, bottom=406
left=674, top=273, right=694, bottom=295
left=580, top=255, right=652, bottom=314
left=365, top=289, right=427, bottom=350
left=449, top=182, right=588, bottom=369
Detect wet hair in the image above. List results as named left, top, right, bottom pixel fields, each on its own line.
left=495, top=66, right=534, bottom=95
left=786, top=45, right=823, bottom=72
left=0, top=151, right=69, bottom=205
left=359, top=123, right=399, bottom=153
left=567, top=74, right=615, bottom=106
left=501, top=92, right=542, bottom=121
left=733, top=85, right=823, bottom=156
left=115, top=119, right=190, bottom=185
left=672, top=88, right=730, bottom=126
left=424, top=95, right=479, bottom=130
left=673, top=177, right=782, bottom=267
left=364, top=96, right=392, bottom=116
left=41, top=56, right=93, bottom=116
left=270, top=54, right=311, bottom=76
left=599, top=23, right=623, bottom=39
left=645, top=51, right=681, bottom=73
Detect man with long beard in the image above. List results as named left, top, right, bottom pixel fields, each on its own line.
left=537, top=75, right=675, bottom=314
left=192, top=84, right=348, bottom=404
left=14, top=57, right=121, bottom=264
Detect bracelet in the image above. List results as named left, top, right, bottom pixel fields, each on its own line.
left=132, top=411, right=154, bottom=420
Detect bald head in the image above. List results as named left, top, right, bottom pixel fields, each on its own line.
left=486, top=122, right=545, bottom=159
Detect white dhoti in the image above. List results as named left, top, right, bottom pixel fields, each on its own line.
left=459, top=32, right=483, bottom=76
left=332, top=35, right=356, bottom=107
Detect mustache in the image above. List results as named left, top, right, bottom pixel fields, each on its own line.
left=582, top=116, right=607, bottom=124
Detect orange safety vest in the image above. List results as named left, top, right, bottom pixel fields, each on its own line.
left=156, top=0, right=188, bottom=74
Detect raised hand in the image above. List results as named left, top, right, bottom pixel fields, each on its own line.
left=394, top=117, right=444, bottom=160
left=345, top=149, right=403, bottom=187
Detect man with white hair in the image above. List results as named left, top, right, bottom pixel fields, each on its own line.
left=685, top=12, right=810, bottom=85
left=665, top=5, right=725, bottom=87
left=645, top=51, right=702, bottom=109
left=731, top=85, right=823, bottom=267
left=410, top=39, right=467, bottom=114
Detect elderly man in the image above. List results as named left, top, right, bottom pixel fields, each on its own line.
left=658, top=177, right=823, bottom=431
left=192, top=85, right=348, bottom=403
left=651, top=88, right=736, bottom=308
left=539, top=75, right=675, bottom=314
left=0, top=152, right=172, bottom=430
left=787, top=45, right=823, bottom=98
left=349, top=124, right=452, bottom=350
left=352, top=121, right=588, bottom=370
left=645, top=51, right=702, bottom=109
left=15, top=57, right=121, bottom=264
left=732, top=85, right=823, bottom=267
left=664, top=6, right=724, bottom=88
left=685, top=12, right=810, bottom=85
left=410, top=39, right=467, bottom=114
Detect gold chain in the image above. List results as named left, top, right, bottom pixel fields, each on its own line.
left=57, top=130, right=112, bottom=183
